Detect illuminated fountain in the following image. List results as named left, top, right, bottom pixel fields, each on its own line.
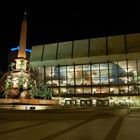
left=0, top=13, right=59, bottom=108
left=5, top=57, right=35, bottom=98
left=4, top=13, right=35, bottom=99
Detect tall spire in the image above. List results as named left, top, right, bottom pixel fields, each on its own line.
left=18, top=12, right=27, bottom=58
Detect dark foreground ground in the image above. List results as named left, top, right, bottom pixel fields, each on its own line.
left=0, top=108, right=140, bottom=140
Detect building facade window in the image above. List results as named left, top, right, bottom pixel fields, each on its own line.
left=33, top=59, right=140, bottom=98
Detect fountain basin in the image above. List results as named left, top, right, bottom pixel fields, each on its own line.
left=0, top=98, right=59, bottom=105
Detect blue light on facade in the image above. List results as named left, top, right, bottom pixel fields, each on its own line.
left=25, top=49, right=32, bottom=53
left=11, top=46, right=20, bottom=51
left=11, top=46, right=32, bottom=53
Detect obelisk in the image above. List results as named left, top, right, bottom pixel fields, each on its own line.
left=15, top=12, right=28, bottom=71
left=18, top=12, right=27, bottom=58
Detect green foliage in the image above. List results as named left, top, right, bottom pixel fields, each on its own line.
left=5, top=80, right=11, bottom=90
left=34, top=85, right=52, bottom=99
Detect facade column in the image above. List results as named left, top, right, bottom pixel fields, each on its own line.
left=43, top=65, right=46, bottom=85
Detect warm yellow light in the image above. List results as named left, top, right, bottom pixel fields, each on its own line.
left=110, top=88, right=114, bottom=91
left=62, top=89, right=67, bottom=92
left=15, top=59, right=28, bottom=70
left=13, top=80, right=18, bottom=88
left=77, top=89, right=82, bottom=93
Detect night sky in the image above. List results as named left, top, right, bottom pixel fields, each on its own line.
left=0, top=2, right=140, bottom=72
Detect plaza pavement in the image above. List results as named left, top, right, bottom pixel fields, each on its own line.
left=0, top=109, right=140, bottom=140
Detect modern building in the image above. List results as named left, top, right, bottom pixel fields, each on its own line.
left=30, top=33, right=140, bottom=107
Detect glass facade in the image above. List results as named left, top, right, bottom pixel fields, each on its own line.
left=34, top=60, right=140, bottom=97
left=30, top=33, right=140, bottom=107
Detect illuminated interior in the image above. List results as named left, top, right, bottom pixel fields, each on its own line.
left=34, top=60, right=140, bottom=95
left=28, top=33, right=140, bottom=106
left=30, top=59, right=140, bottom=106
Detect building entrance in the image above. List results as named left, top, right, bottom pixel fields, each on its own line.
left=96, top=99, right=109, bottom=107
